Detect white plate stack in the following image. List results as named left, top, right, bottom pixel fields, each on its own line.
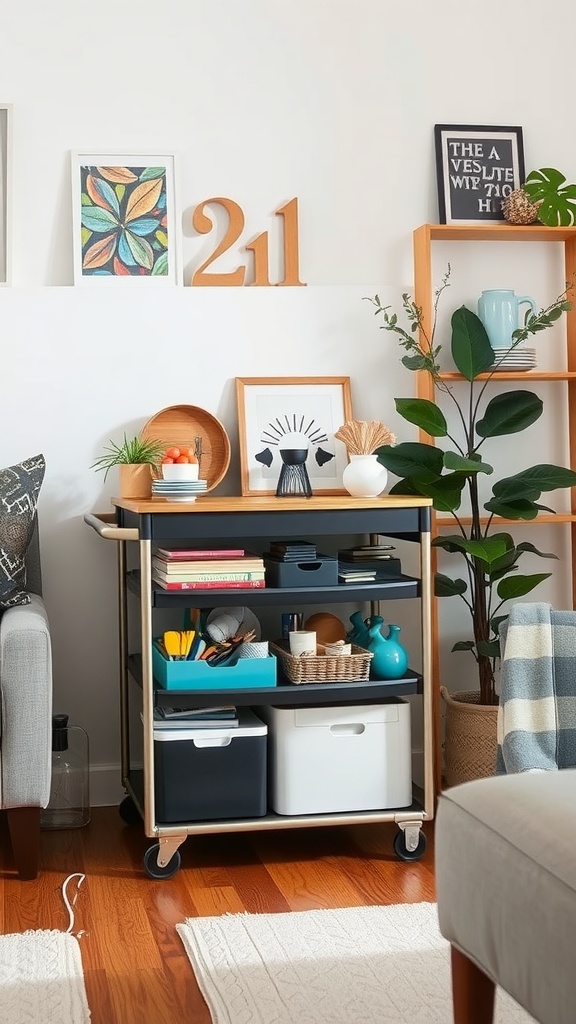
left=489, top=347, right=536, bottom=372
left=151, top=479, right=208, bottom=503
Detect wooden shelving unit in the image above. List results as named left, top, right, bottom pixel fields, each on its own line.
left=413, top=223, right=576, bottom=788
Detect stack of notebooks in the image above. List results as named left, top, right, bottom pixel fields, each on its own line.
left=153, top=705, right=239, bottom=729
left=338, top=544, right=402, bottom=584
left=267, top=540, right=317, bottom=562
left=151, top=546, right=266, bottom=591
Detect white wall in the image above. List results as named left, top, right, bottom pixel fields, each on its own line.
left=1, top=0, right=575, bottom=800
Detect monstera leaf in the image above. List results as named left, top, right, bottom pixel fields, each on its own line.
left=523, top=167, right=576, bottom=227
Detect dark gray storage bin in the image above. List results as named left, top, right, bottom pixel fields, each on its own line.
left=153, top=709, right=267, bottom=823
left=264, top=554, right=338, bottom=588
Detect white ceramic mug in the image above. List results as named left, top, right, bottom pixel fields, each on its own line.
left=289, top=630, right=317, bottom=656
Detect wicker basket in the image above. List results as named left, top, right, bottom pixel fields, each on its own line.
left=441, top=687, right=499, bottom=786
left=270, top=639, right=373, bottom=684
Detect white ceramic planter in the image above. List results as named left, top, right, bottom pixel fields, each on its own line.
left=342, top=454, right=388, bottom=498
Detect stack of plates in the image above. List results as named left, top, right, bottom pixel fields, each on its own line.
left=490, top=347, right=537, bottom=372
left=151, top=479, right=208, bottom=503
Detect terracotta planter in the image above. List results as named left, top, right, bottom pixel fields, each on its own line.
left=118, top=464, right=153, bottom=499
left=441, top=687, right=499, bottom=788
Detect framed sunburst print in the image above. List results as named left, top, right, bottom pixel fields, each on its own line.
left=236, top=376, right=353, bottom=496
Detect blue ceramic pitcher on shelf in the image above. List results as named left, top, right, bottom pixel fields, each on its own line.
left=477, top=289, right=538, bottom=350
left=367, top=622, right=408, bottom=680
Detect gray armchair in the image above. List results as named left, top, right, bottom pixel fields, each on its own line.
left=0, top=520, right=52, bottom=879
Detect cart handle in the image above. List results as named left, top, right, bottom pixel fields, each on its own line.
left=84, top=512, right=139, bottom=542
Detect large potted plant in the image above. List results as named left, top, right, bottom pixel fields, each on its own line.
left=366, top=273, right=576, bottom=783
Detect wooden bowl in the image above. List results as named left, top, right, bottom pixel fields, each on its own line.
left=303, top=612, right=347, bottom=645
left=140, top=404, right=231, bottom=493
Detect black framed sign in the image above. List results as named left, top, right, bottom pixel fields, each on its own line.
left=434, top=124, right=525, bottom=224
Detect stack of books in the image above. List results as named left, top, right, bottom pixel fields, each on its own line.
left=151, top=546, right=266, bottom=591
left=338, top=544, right=403, bottom=584
left=153, top=705, right=239, bottom=729
left=267, top=540, right=317, bottom=562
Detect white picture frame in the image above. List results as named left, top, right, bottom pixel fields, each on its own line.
left=70, top=150, right=181, bottom=284
left=236, top=376, right=353, bottom=496
left=0, top=105, right=12, bottom=285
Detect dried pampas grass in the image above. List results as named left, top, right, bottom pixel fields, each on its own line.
left=334, top=419, right=396, bottom=456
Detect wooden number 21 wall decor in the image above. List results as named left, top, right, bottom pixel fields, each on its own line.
left=191, top=197, right=306, bottom=287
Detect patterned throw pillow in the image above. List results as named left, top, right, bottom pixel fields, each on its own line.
left=0, top=454, right=46, bottom=608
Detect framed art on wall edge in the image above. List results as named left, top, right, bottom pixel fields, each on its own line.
left=236, top=376, right=353, bottom=496
left=434, top=124, right=525, bottom=225
left=71, top=151, right=181, bottom=284
left=0, top=104, right=12, bottom=285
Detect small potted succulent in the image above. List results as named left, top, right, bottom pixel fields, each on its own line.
left=91, top=433, right=166, bottom=498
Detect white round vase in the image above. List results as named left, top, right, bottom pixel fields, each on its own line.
left=342, top=454, right=388, bottom=498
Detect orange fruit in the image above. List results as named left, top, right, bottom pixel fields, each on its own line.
left=175, top=455, right=190, bottom=463
left=161, top=456, right=174, bottom=464
left=165, top=446, right=180, bottom=459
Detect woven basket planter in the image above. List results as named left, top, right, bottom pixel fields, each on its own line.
left=441, top=687, right=499, bottom=787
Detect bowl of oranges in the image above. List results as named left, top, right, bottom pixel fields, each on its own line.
left=161, top=446, right=199, bottom=481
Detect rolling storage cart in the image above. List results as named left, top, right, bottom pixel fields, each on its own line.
left=85, top=494, right=434, bottom=879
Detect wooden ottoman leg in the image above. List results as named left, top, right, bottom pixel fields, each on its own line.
left=6, top=806, right=41, bottom=880
left=451, top=945, right=496, bottom=1024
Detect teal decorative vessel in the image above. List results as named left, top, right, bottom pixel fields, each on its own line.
left=347, top=611, right=370, bottom=648
left=367, top=622, right=408, bottom=680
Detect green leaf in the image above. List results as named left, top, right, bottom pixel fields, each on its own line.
left=401, top=354, right=426, bottom=370
left=523, top=167, right=576, bottom=226
left=433, top=532, right=514, bottom=565
left=373, top=441, right=444, bottom=481
left=477, top=640, right=501, bottom=659
left=496, top=464, right=576, bottom=494
left=443, top=451, right=493, bottom=474
left=452, top=641, right=475, bottom=652
left=515, top=542, right=558, bottom=559
left=476, top=390, right=543, bottom=438
left=497, top=572, right=552, bottom=600
left=450, top=305, right=494, bottom=380
left=419, top=473, right=467, bottom=512
left=435, top=573, right=467, bottom=597
left=484, top=496, right=542, bottom=519
left=394, top=398, right=448, bottom=436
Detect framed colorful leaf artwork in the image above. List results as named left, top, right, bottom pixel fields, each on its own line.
left=70, top=152, right=181, bottom=284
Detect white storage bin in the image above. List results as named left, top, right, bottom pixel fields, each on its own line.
left=258, top=700, right=412, bottom=815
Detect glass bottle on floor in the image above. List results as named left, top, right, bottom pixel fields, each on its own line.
left=41, top=713, right=90, bottom=829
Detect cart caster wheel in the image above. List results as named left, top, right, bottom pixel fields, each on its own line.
left=393, top=829, right=427, bottom=862
left=119, top=795, right=141, bottom=825
left=143, top=843, right=181, bottom=880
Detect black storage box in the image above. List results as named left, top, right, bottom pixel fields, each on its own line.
left=153, top=708, right=267, bottom=823
left=264, top=553, right=338, bottom=588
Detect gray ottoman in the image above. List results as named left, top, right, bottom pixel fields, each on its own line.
left=436, top=769, right=576, bottom=1024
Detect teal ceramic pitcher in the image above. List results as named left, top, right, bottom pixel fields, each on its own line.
left=347, top=610, right=371, bottom=648
left=477, top=289, right=538, bottom=349
left=367, top=622, right=408, bottom=680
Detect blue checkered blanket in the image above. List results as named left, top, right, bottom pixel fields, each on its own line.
left=496, top=602, right=576, bottom=774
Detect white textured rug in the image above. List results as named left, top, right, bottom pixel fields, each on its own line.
left=0, top=930, right=91, bottom=1024
left=177, top=902, right=535, bottom=1024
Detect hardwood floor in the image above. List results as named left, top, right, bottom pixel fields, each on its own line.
left=0, top=807, right=436, bottom=1024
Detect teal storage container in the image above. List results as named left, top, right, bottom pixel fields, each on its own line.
left=152, top=644, right=277, bottom=691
